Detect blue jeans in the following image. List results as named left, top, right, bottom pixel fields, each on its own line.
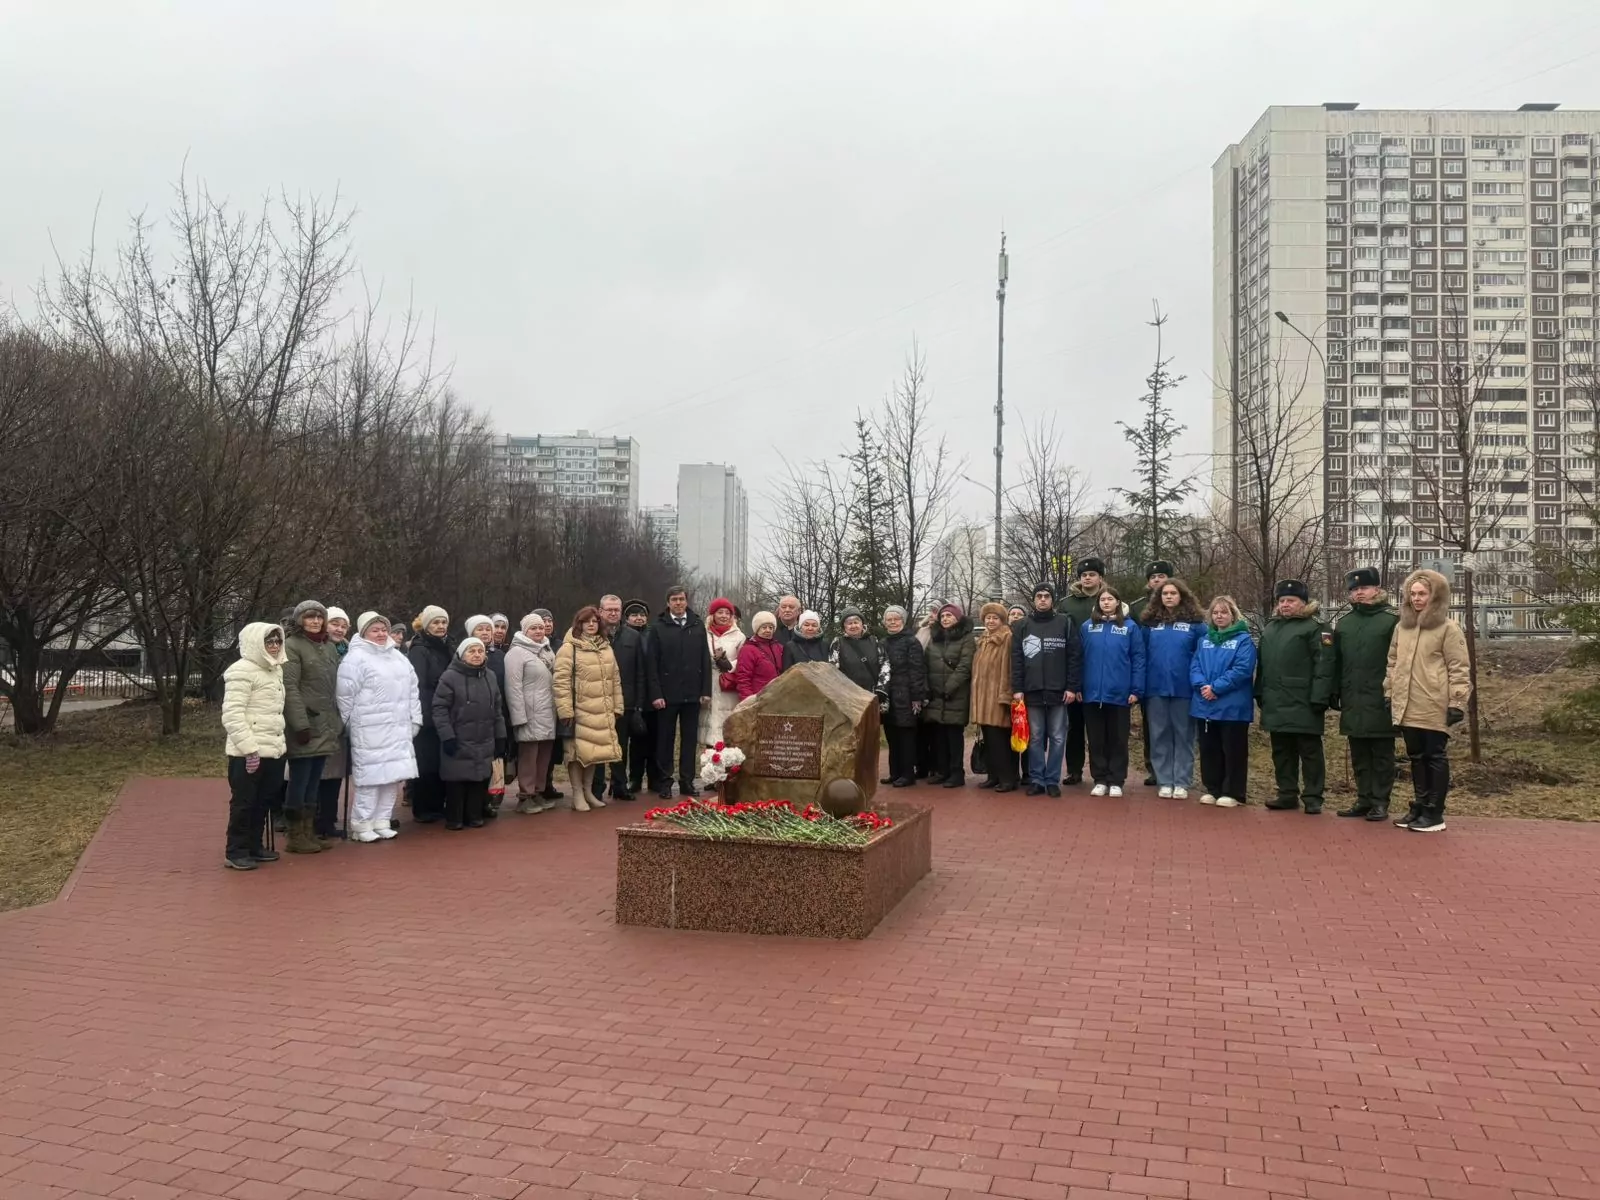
left=1026, top=704, right=1068, bottom=785
left=1145, top=696, right=1195, bottom=788
left=284, top=755, right=326, bottom=815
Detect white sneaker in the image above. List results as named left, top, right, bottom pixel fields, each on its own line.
left=1200, top=793, right=1216, bottom=805
left=374, top=825, right=397, bottom=840
left=1215, top=796, right=1240, bottom=808
left=1157, top=786, right=1173, bottom=798
left=352, top=827, right=379, bottom=843
left=1090, top=784, right=1108, bottom=797
left=1109, top=786, right=1123, bottom=798
left=1172, top=788, right=1188, bottom=800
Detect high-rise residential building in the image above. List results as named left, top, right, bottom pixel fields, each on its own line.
left=640, top=503, right=679, bottom=562
left=489, top=432, right=640, bottom=510
left=1214, top=104, right=1598, bottom=599
left=676, top=464, right=748, bottom=592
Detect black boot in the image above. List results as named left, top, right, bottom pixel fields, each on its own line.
left=1265, top=797, right=1299, bottom=811
left=941, top=773, right=965, bottom=789
left=1407, top=806, right=1446, bottom=833
left=1337, top=801, right=1374, bottom=818
left=1393, top=804, right=1421, bottom=827
left=1365, top=805, right=1390, bottom=823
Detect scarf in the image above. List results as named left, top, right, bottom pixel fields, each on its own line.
left=1207, top=619, right=1249, bottom=645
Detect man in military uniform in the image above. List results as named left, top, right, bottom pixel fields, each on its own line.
left=1256, top=579, right=1335, bottom=814
left=1331, top=567, right=1400, bottom=822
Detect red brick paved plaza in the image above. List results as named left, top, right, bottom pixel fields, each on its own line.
left=4, top=778, right=1600, bottom=1200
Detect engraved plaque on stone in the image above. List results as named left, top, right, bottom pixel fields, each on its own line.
left=751, top=714, right=823, bottom=779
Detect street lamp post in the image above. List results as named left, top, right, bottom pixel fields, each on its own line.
left=993, top=234, right=1009, bottom=600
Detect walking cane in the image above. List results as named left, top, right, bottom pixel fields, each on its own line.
left=341, top=771, right=352, bottom=840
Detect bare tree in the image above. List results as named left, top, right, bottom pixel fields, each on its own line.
left=1398, top=289, right=1527, bottom=760
left=759, top=456, right=853, bottom=625
left=1004, top=416, right=1091, bottom=596
left=1214, top=340, right=1326, bottom=617
left=875, top=343, right=961, bottom=610
left=929, top=522, right=991, bottom=614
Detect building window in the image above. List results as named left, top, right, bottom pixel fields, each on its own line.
left=1413, top=137, right=1434, bottom=154
left=1443, top=159, right=1465, bottom=176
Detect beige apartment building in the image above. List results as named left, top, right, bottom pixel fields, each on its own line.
left=1214, top=104, right=1598, bottom=599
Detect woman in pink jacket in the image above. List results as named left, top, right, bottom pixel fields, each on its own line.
left=733, top=611, right=786, bottom=700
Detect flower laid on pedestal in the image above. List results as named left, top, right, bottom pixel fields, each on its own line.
left=643, top=796, right=892, bottom=845
left=697, top=741, right=745, bottom=786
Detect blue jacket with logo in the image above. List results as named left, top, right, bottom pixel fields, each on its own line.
left=1188, top=622, right=1257, bottom=723
left=1078, top=618, right=1145, bottom=706
left=1141, top=620, right=1205, bottom=699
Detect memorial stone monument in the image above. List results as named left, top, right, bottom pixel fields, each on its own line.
left=721, top=662, right=879, bottom=810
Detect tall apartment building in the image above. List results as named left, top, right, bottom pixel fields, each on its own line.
left=640, top=503, right=679, bottom=562
left=676, top=464, right=748, bottom=592
left=489, top=432, right=640, bottom=510
left=1215, top=104, right=1598, bottom=598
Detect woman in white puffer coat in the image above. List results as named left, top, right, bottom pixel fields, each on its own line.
left=220, top=621, right=289, bottom=871
left=336, top=612, right=423, bottom=842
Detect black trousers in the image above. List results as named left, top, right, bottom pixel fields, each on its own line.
left=1348, top=736, right=1397, bottom=808
left=1197, top=719, right=1249, bottom=801
left=980, top=724, right=1019, bottom=787
left=1401, top=727, right=1451, bottom=815
left=594, top=716, right=632, bottom=795
left=445, top=779, right=488, bottom=827
left=930, top=724, right=965, bottom=781
left=314, top=775, right=342, bottom=837
left=226, top=755, right=282, bottom=857
left=1139, top=700, right=1153, bottom=775
left=1083, top=702, right=1131, bottom=785
left=657, top=702, right=700, bottom=790
left=886, top=725, right=918, bottom=782
left=1064, top=700, right=1086, bottom=779
left=412, top=774, right=446, bottom=821
left=629, top=708, right=663, bottom=792
left=916, top=722, right=938, bottom=777
left=1269, top=732, right=1326, bottom=807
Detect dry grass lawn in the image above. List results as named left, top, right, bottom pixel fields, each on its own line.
left=3, top=644, right=1597, bottom=913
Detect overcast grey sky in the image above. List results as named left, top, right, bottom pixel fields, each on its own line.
left=4, top=1, right=1599, bottom=537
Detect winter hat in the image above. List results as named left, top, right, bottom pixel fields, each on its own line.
left=1274, top=579, right=1310, bottom=602
left=491, top=612, right=509, bottom=626
left=293, top=599, right=328, bottom=623
left=883, top=604, right=909, bottom=624
left=533, top=608, right=554, bottom=625
left=464, top=613, right=493, bottom=635
left=1008, top=604, right=1027, bottom=621
left=519, top=611, right=544, bottom=632
left=419, top=604, right=448, bottom=630
left=838, top=607, right=864, bottom=625
left=1345, top=567, right=1381, bottom=592
left=938, top=603, right=964, bottom=622
left=624, top=598, right=650, bottom=618
left=1077, top=557, right=1106, bottom=578
left=798, top=609, right=822, bottom=630
left=980, top=601, right=1009, bottom=624
left=752, top=610, right=777, bottom=634
left=392, top=617, right=410, bottom=635
left=326, top=606, right=350, bottom=625
left=356, top=611, right=387, bottom=635
left=1145, top=560, right=1174, bottom=580
left=457, top=636, right=486, bottom=658
left=1032, top=582, right=1056, bottom=600
left=708, top=597, right=735, bottom=618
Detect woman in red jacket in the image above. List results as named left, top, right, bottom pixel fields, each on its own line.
left=733, top=611, right=786, bottom=700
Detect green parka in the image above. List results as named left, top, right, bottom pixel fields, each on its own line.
left=923, top=617, right=976, bottom=726
left=283, top=627, right=345, bottom=758
left=1254, top=600, right=1335, bottom=734
left=1332, top=595, right=1400, bottom=737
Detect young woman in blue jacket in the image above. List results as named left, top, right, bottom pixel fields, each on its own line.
left=1139, top=579, right=1207, bottom=799
left=1189, top=595, right=1257, bottom=807
left=1078, top=588, right=1145, bottom=797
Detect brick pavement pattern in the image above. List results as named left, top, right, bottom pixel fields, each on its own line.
left=4, top=777, right=1600, bottom=1200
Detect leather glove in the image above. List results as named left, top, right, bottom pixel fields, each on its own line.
left=1311, top=705, right=1327, bottom=719
left=442, top=738, right=460, bottom=757
left=1447, top=707, right=1464, bottom=726
left=294, top=728, right=312, bottom=746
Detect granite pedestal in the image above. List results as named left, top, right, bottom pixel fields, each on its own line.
left=615, top=803, right=932, bottom=939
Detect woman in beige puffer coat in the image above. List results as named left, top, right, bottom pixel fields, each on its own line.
left=1385, top=568, right=1471, bottom=833
left=553, top=605, right=624, bottom=812
left=220, top=622, right=288, bottom=870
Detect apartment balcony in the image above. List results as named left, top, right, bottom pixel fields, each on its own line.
left=1565, top=280, right=1595, bottom=294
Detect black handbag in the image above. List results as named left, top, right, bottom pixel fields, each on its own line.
left=969, top=737, right=989, bottom=776
left=629, top=708, right=648, bottom=737
left=555, top=643, right=576, bottom=739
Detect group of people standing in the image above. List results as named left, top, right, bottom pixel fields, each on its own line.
left=219, top=559, right=1474, bottom=868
